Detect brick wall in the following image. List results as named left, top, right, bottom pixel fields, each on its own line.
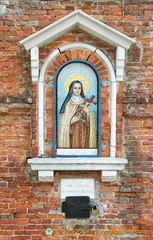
left=0, top=1, right=153, bottom=239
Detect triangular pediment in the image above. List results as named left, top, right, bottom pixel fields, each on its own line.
left=20, top=10, right=135, bottom=51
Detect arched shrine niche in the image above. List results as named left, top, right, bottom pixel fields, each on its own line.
left=44, top=49, right=111, bottom=158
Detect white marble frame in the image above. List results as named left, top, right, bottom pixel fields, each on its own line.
left=29, top=43, right=128, bottom=182
left=19, top=10, right=136, bottom=182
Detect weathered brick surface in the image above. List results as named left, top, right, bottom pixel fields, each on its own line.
left=0, top=0, right=153, bottom=239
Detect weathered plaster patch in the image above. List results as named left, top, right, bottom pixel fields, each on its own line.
left=0, top=5, right=7, bottom=15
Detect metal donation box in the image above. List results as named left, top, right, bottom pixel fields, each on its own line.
left=62, top=196, right=91, bottom=219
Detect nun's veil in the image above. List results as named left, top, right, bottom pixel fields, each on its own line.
left=60, top=80, right=86, bottom=114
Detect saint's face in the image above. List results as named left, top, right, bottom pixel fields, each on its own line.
left=72, top=83, right=81, bottom=96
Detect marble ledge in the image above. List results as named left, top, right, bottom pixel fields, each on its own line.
left=28, top=157, right=128, bottom=182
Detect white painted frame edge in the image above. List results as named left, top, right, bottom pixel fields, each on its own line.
left=30, top=46, right=39, bottom=82
left=28, top=157, right=128, bottom=182
left=38, top=48, right=60, bottom=155
left=20, top=10, right=136, bottom=51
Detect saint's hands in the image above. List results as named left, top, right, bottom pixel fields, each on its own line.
left=70, top=104, right=90, bottom=125
left=70, top=115, right=81, bottom=124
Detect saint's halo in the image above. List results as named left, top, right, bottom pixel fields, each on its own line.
left=64, top=74, right=89, bottom=94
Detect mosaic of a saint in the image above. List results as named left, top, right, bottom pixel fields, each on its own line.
left=58, top=80, right=97, bottom=149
